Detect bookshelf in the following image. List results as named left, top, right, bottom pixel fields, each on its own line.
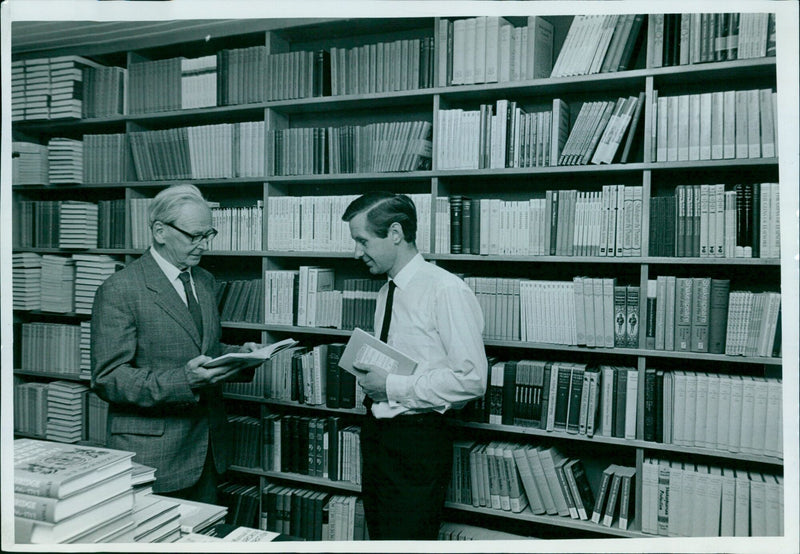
left=10, top=12, right=788, bottom=543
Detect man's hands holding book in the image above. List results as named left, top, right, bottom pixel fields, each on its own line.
left=186, top=342, right=264, bottom=387
left=352, top=360, right=389, bottom=402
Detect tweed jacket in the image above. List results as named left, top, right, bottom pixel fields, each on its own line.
left=91, top=249, right=238, bottom=492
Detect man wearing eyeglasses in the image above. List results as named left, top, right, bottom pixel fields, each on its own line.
left=91, top=184, right=259, bottom=504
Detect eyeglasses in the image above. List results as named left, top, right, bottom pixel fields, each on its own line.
left=161, top=221, right=218, bottom=245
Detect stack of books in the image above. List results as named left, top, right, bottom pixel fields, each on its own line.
left=49, top=55, right=101, bottom=119
left=45, top=381, right=89, bottom=443
left=72, top=254, right=125, bottom=314
left=11, top=60, right=26, bottom=120
left=14, top=439, right=136, bottom=544
left=13, top=252, right=42, bottom=310
left=112, top=494, right=182, bottom=543
left=58, top=201, right=98, bottom=249
left=12, top=142, right=49, bottom=185
left=40, top=255, right=75, bottom=313
left=21, top=58, right=51, bottom=121
left=79, top=321, right=91, bottom=380
left=147, top=494, right=227, bottom=536
left=48, top=137, right=83, bottom=184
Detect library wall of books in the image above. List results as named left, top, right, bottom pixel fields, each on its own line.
left=10, top=11, right=793, bottom=546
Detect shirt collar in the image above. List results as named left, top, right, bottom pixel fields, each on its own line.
left=150, top=246, right=187, bottom=283
left=391, top=253, right=424, bottom=290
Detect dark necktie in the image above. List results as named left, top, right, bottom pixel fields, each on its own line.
left=179, top=271, right=203, bottom=337
left=364, top=280, right=396, bottom=410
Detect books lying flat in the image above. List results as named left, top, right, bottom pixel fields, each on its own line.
left=148, top=494, right=227, bottom=534
left=204, top=338, right=299, bottom=368
left=338, top=327, right=418, bottom=377
left=14, top=439, right=135, bottom=498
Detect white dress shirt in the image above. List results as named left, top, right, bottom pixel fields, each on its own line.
left=150, top=246, right=198, bottom=305
left=373, top=253, right=488, bottom=418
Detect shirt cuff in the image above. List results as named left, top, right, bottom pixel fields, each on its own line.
left=386, top=373, right=413, bottom=404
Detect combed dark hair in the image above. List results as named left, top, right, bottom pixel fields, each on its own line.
left=342, top=191, right=417, bottom=243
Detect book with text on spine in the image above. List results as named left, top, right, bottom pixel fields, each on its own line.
left=338, top=327, right=418, bottom=377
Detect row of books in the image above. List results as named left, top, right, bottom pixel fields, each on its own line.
left=14, top=199, right=126, bottom=249
left=441, top=16, right=556, bottom=86
left=179, top=55, right=217, bottom=109
left=438, top=522, right=531, bottom=540
left=129, top=198, right=154, bottom=249
left=653, top=89, right=777, bottom=163
left=12, top=142, right=49, bottom=185
left=128, top=121, right=266, bottom=181
left=260, top=414, right=362, bottom=485
left=266, top=193, right=433, bottom=254
left=475, top=360, right=639, bottom=440
left=215, top=278, right=263, bottom=323
left=649, top=183, right=781, bottom=259
left=260, top=485, right=366, bottom=540
left=19, top=323, right=81, bottom=376
left=550, top=14, right=645, bottom=77
left=647, top=370, right=783, bottom=458
left=463, top=277, right=640, bottom=348
left=649, top=13, right=776, bottom=68
left=82, top=133, right=135, bottom=183
left=266, top=120, right=433, bottom=176
left=645, top=276, right=781, bottom=357
left=449, top=441, right=636, bottom=530
left=446, top=186, right=643, bottom=257
left=330, top=37, right=435, bottom=95
left=641, top=457, right=782, bottom=537
left=12, top=378, right=101, bottom=441
left=11, top=56, right=122, bottom=121
left=208, top=204, right=263, bottom=251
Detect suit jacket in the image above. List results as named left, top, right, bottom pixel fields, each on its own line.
left=91, top=249, right=238, bottom=492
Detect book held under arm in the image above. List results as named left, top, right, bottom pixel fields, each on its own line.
left=338, top=327, right=418, bottom=376
left=204, top=338, right=299, bottom=368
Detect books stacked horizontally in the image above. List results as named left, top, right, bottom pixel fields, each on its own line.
left=83, top=134, right=136, bottom=183
left=48, top=137, right=83, bottom=184
left=551, top=14, right=646, bottom=77
left=40, top=255, right=75, bottom=313
left=46, top=381, right=89, bottom=443
left=653, top=89, right=777, bottom=163
left=14, top=438, right=135, bottom=544
left=177, top=525, right=281, bottom=543
left=209, top=203, right=263, bottom=251
left=21, top=58, right=50, bottom=121
left=330, top=37, right=434, bottom=95
left=110, top=494, right=182, bottom=543
left=13, top=253, right=42, bottom=310
left=144, top=494, right=227, bottom=536
left=79, top=321, right=91, bottom=379
left=127, top=197, right=155, bottom=249
left=49, top=55, right=101, bottom=119
left=439, top=16, right=557, bottom=86
left=444, top=186, right=644, bottom=257
left=73, top=254, right=125, bottom=314
left=12, top=142, right=49, bottom=185
left=641, top=457, right=783, bottom=536
left=19, top=322, right=82, bottom=377
left=13, top=379, right=49, bottom=437
left=261, top=485, right=366, bottom=540
left=58, top=201, right=98, bottom=249
left=649, top=13, right=776, bottom=68
left=11, top=60, right=26, bottom=120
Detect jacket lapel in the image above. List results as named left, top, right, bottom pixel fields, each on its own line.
left=140, top=251, right=203, bottom=348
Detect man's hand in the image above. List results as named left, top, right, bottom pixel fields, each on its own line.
left=242, top=342, right=262, bottom=353
left=185, top=355, right=256, bottom=388
left=352, top=360, right=389, bottom=403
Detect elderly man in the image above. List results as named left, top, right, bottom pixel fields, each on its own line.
left=92, top=184, right=258, bottom=504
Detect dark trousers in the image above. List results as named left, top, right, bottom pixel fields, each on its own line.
left=162, top=441, right=219, bottom=505
left=360, top=412, right=453, bottom=540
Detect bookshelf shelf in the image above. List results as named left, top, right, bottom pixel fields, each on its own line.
left=223, top=394, right=366, bottom=415
left=14, top=369, right=87, bottom=382
left=10, top=12, right=786, bottom=543
left=227, top=467, right=362, bottom=493
left=444, top=502, right=646, bottom=538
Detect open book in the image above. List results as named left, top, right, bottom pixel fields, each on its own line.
left=204, top=338, right=298, bottom=368
left=338, top=328, right=418, bottom=377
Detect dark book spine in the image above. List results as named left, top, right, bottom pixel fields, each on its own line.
left=325, top=344, right=342, bottom=409
left=470, top=198, right=481, bottom=254
left=613, top=368, right=627, bottom=438
left=750, top=182, right=760, bottom=257
left=449, top=195, right=463, bottom=254
left=654, top=371, right=664, bottom=443
left=708, top=279, right=731, bottom=354
left=646, top=286, right=657, bottom=349
left=742, top=183, right=753, bottom=251
left=501, top=361, right=517, bottom=426
left=643, top=368, right=656, bottom=442
left=566, top=368, right=584, bottom=434
left=553, top=366, right=571, bottom=431
left=461, top=198, right=472, bottom=254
